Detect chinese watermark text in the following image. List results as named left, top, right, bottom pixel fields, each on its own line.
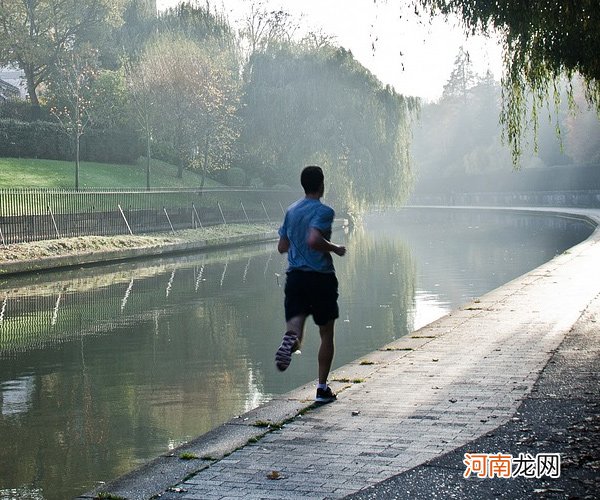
left=463, top=453, right=561, bottom=479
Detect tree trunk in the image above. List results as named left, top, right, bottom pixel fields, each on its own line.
left=146, top=133, right=151, bottom=190
left=24, top=66, right=41, bottom=117
left=177, top=158, right=184, bottom=179
left=75, top=133, right=80, bottom=191
left=200, top=129, right=210, bottom=189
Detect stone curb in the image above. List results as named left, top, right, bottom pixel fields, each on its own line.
left=0, top=231, right=279, bottom=277
left=76, top=383, right=322, bottom=499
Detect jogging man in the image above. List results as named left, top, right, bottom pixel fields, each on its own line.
left=275, top=165, right=346, bottom=403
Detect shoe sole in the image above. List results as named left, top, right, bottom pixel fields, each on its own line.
left=314, top=397, right=336, bottom=404
left=275, top=332, right=298, bottom=371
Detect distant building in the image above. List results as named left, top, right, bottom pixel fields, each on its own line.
left=0, top=68, right=26, bottom=100
left=0, top=79, right=21, bottom=102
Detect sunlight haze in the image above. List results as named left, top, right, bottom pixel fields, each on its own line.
left=157, top=0, right=503, bottom=101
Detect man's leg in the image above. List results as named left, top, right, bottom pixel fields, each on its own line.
left=317, top=320, right=335, bottom=385
left=276, top=315, right=306, bottom=371
left=286, top=315, right=306, bottom=348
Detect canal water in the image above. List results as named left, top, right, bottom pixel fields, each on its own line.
left=0, top=208, right=594, bottom=499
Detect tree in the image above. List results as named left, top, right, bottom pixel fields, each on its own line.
left=441, top=46, right=476, bottom=103
left=125, top=59, right=154, bottom=189
left=238, top=43, right=418, bottom=211
left=156, top=1, right=237, bottom=49
left=239, top=1, right=300, bottom=59
left=48, top=49, right=99, bottom=190
left=413, top=0, right=600, bottom=165
left=139, top=34, right=240, bottom=182
left=116, top=0, right=158, bottom=61
left=0, top=0, right=126, bottom=110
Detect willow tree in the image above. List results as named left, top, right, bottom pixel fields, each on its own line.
left=413, top=0, right=600, bottom=165
left=238, top=42, right=419, bottom=213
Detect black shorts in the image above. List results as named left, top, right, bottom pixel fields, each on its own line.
left=284, top=270, right=339, bottom=326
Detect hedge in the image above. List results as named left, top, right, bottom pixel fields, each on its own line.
left=0, top=119, right=142, bottom=164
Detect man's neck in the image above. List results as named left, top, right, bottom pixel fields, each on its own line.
left=305, top=192, right=321, bottom=200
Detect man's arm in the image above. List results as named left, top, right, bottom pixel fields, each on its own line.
left=278, top=236, right=290, bottom=254
left=307, top=228, right=346, bottom=256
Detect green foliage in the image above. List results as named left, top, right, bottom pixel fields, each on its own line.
left=0, top=101, right=54, bottom=122
left=137, top=33, right=241, bottom=179
left=0, top=120, right=141, bottom=164
left=237, top=43, right=418, bottom=211
left=0, top=120, right=68, bottom=160
left=224, top=167, right=248, bottom=186
left=91, top=69, right=131, bottom=130
left=414, top=0, right=600, bottom=165
left=0, top=0, right=127, bottom=106
left=157, top=1, right=237, bottom=48
left=117, top=0, right=158, bottom=60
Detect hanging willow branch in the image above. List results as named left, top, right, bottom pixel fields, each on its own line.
left=412, top=0, right=600, bottom=166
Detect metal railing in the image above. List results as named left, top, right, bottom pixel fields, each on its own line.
left=408, top=190, right=600, bottom=208
left=0, top=187, right=299, bottom=245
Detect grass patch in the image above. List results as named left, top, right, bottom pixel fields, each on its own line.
left=381, top=347, right=414, bottom=351
left=332, top=377, right=364, bottom=383
left=0, top=157, right=222, bottom=189
left=297, top=404, right=316, bottom=416
left=179, top=452, right=199, bottom=460
left=359, top=360, right=375, bottom=365
left=254, top=420, right=282, bottom=430
left=411, top=335, right=436, bottom=339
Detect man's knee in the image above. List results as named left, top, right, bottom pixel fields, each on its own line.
left=319, top=320, right=335, bottom=338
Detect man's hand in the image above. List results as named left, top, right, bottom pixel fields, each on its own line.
left=308, top=228, right=346, bottom=256
left=333, top=245, right=346, bottom=257
left=278, top=237, right=290, bottom=254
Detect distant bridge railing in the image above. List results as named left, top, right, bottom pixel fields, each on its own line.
left=408, top=190, right=600, bottom=208
left=0, top=187, right=300, bottom=245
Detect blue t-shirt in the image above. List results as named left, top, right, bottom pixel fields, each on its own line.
left=278, top=198, right=335, bottom=273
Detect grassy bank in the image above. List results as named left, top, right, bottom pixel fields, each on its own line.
left=0, top=157, right=221, bottom=189
left=0, top=223, right=277, bottom=264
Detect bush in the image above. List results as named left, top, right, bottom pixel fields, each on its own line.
left=224, top=167, right=247, bottom=186
left=81, top=128, right=143, bottom=164
left=0, top=101, right=53, bottom=121
left=0, top=119, right=67, bottom=159
left=0, top=119, right=142, bottom=164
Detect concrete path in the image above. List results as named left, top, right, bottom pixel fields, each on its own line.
left=349, top=285, right=600, bottom=499
left=80, top=208, right=600, bottom=500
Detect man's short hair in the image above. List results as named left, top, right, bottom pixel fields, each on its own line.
left=300, top=165, right=324, bottom=194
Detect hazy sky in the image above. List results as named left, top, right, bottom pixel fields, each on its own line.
left=156, top=0, right=503, bottom=101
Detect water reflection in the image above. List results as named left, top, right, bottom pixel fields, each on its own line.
left=0, top=208, right=593, bottom=499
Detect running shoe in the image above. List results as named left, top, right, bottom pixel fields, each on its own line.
left=275, top=331, right=298, bottom=371
left=315, top=386, right=337, bottom=403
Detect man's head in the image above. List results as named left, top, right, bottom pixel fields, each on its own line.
left=301, top=165, right=324, bottom=196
